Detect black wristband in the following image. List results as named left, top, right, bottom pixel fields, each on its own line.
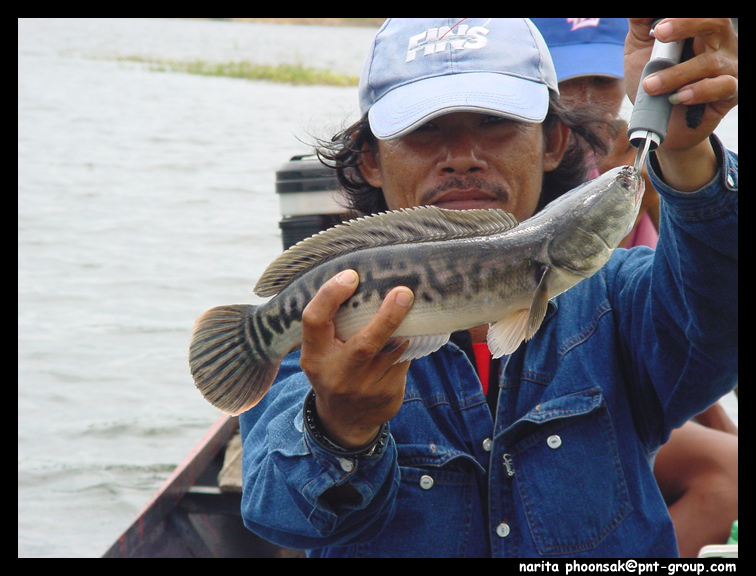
left=303, top=389, right=389, bottom=458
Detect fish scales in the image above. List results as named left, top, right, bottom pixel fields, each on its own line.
left=255, top=236, right=533, bottom=345
left=252, top=234, right=528, bottom=345
left=190, top=166, right=643, bottom=415
left=333, top=239, right=538, bottom=339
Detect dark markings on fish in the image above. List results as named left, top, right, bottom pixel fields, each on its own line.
left=253, top=311, right=274, bottom=349
left=242, top=311, right=268, bottom=362
left=442, top=258, right=466, bottom=296
left=281, top=310, right=302, bottom=334
left=468, top=261, right=483, bottom=293
left=287, top=296, right=299, bottom=315
left=378, top=258, right=395, bottom=271
left=265, top=310, right=285, bottom=336
left=420, top=260, right=447, bottom=302
left=359, top=268, right=376, bottom=303
left=372, top=272, right=423, bottom=299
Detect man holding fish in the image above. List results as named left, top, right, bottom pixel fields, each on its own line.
left=191, top=18, right=738, bottom=557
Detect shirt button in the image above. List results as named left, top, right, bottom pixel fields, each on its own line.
left=482, top=438, right=493, bottom=452
left=419, top=475, right=434, bottom=490
left=547, top=435, right=562, bottom=449
left=496, top=523, right=511, bottom=538
left=338, top=458, right=355, bottom=473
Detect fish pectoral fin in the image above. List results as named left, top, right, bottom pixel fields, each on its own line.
left=382, top=334, right=451, bottom=363
left=487, top=310, right=531, bottom=358
left=526, top=265, right=551, bottom=339
left=487, top=266, right=551, bottom=358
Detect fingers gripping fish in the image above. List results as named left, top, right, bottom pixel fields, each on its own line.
left=189, top=166, right=643, bottom=415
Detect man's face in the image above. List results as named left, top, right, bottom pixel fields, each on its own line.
left=359, top=112, right=566, bottom=222
left=559, top=76, right=626, bottom=113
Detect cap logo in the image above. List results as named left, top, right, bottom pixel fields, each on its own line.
left=405, top=20, right=490, bottom=63
left=567, top=18, right=601, bottom=31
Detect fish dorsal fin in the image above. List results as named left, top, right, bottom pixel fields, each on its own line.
left=254, top=206, right=519, bottom=297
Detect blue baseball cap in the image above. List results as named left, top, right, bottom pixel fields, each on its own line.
left=359, top=18, right=559, bottom=140
left=530, top=18, right=628, bottom=82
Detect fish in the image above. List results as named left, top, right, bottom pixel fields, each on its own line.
left=189, top=165, right=643, bottom=415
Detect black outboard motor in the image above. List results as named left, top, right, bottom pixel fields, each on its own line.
left=275, top=155, right=351, bottom=251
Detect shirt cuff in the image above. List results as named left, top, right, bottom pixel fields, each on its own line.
left=267, top=397, right=397, bottom=533
left=647, top=134, right=738, bottom=221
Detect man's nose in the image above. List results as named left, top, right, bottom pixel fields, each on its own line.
left=437, top=134, right=488, bottom=174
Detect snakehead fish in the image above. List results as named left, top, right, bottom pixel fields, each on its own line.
left=190, top=165, right=643, bottom=415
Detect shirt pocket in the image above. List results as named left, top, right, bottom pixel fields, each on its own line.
left=508, top=392, right=632, bottom=556
left=355, top=445, right=487, bottom=558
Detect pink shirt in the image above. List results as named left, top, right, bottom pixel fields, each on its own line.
left=625, top=212, right=658, bottom=249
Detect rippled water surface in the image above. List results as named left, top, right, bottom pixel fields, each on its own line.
left=18, top=18, right=372, bottom=558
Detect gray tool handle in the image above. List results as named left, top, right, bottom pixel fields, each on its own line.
left=627, top=21, right=685, bottom=151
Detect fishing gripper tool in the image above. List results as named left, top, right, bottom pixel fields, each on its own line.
left=628, top=19, right=685, bottom=173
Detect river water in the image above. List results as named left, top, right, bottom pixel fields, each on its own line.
left=18, top=18, right=737, bottom=558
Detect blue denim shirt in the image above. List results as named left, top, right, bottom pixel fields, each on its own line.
left=240, top=140, right=737, bottom=558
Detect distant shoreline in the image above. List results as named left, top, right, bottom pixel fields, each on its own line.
left=194, top=18, right=385, bottom=27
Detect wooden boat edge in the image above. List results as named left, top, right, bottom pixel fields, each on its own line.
left=102, top=414, right=239, bottom=558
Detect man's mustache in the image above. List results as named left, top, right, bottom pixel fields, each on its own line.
left=418, top=177, right=509, bottom=205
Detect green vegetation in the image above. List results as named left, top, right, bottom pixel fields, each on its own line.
left=119, top=56, right=359, bottom=86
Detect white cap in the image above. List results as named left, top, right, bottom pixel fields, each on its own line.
left=359, top=18, right=559, bottom=140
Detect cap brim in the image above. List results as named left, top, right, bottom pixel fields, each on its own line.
left=368, top=72, right=550, bottom=140
left=549, top=43, right=625, bottom=82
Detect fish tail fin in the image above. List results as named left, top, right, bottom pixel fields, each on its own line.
left=189, top=304, right=280, bottom=416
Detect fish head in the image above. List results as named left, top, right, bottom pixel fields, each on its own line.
left=546, top=166, right=644, bottom=279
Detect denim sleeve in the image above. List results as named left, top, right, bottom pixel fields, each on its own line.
left=238, top=351, right=400, bottom=550
left=611, top=135, right=738, bottom=444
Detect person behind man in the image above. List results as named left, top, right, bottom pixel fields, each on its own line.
left=531, top=17, right=738, bottom=557
left=239, top=18, right=738, bottom=557
left=530, top=17, right=660, bottom=244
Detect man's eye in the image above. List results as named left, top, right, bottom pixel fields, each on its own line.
left=482, top=115, right=507, bottom=126
left=415, top=121, right=438, bottom=131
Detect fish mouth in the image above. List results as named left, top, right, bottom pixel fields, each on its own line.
left=619, top=165, right=645, bottom=206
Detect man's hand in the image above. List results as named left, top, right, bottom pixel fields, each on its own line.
left=624, top=18, right=738, bottom=191
left=300, top=269, right=414, bottom=449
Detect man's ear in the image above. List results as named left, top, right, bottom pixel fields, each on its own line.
left=358, top=141, right=383, bottom=187
left=543, top=119, right=570, bottom=172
